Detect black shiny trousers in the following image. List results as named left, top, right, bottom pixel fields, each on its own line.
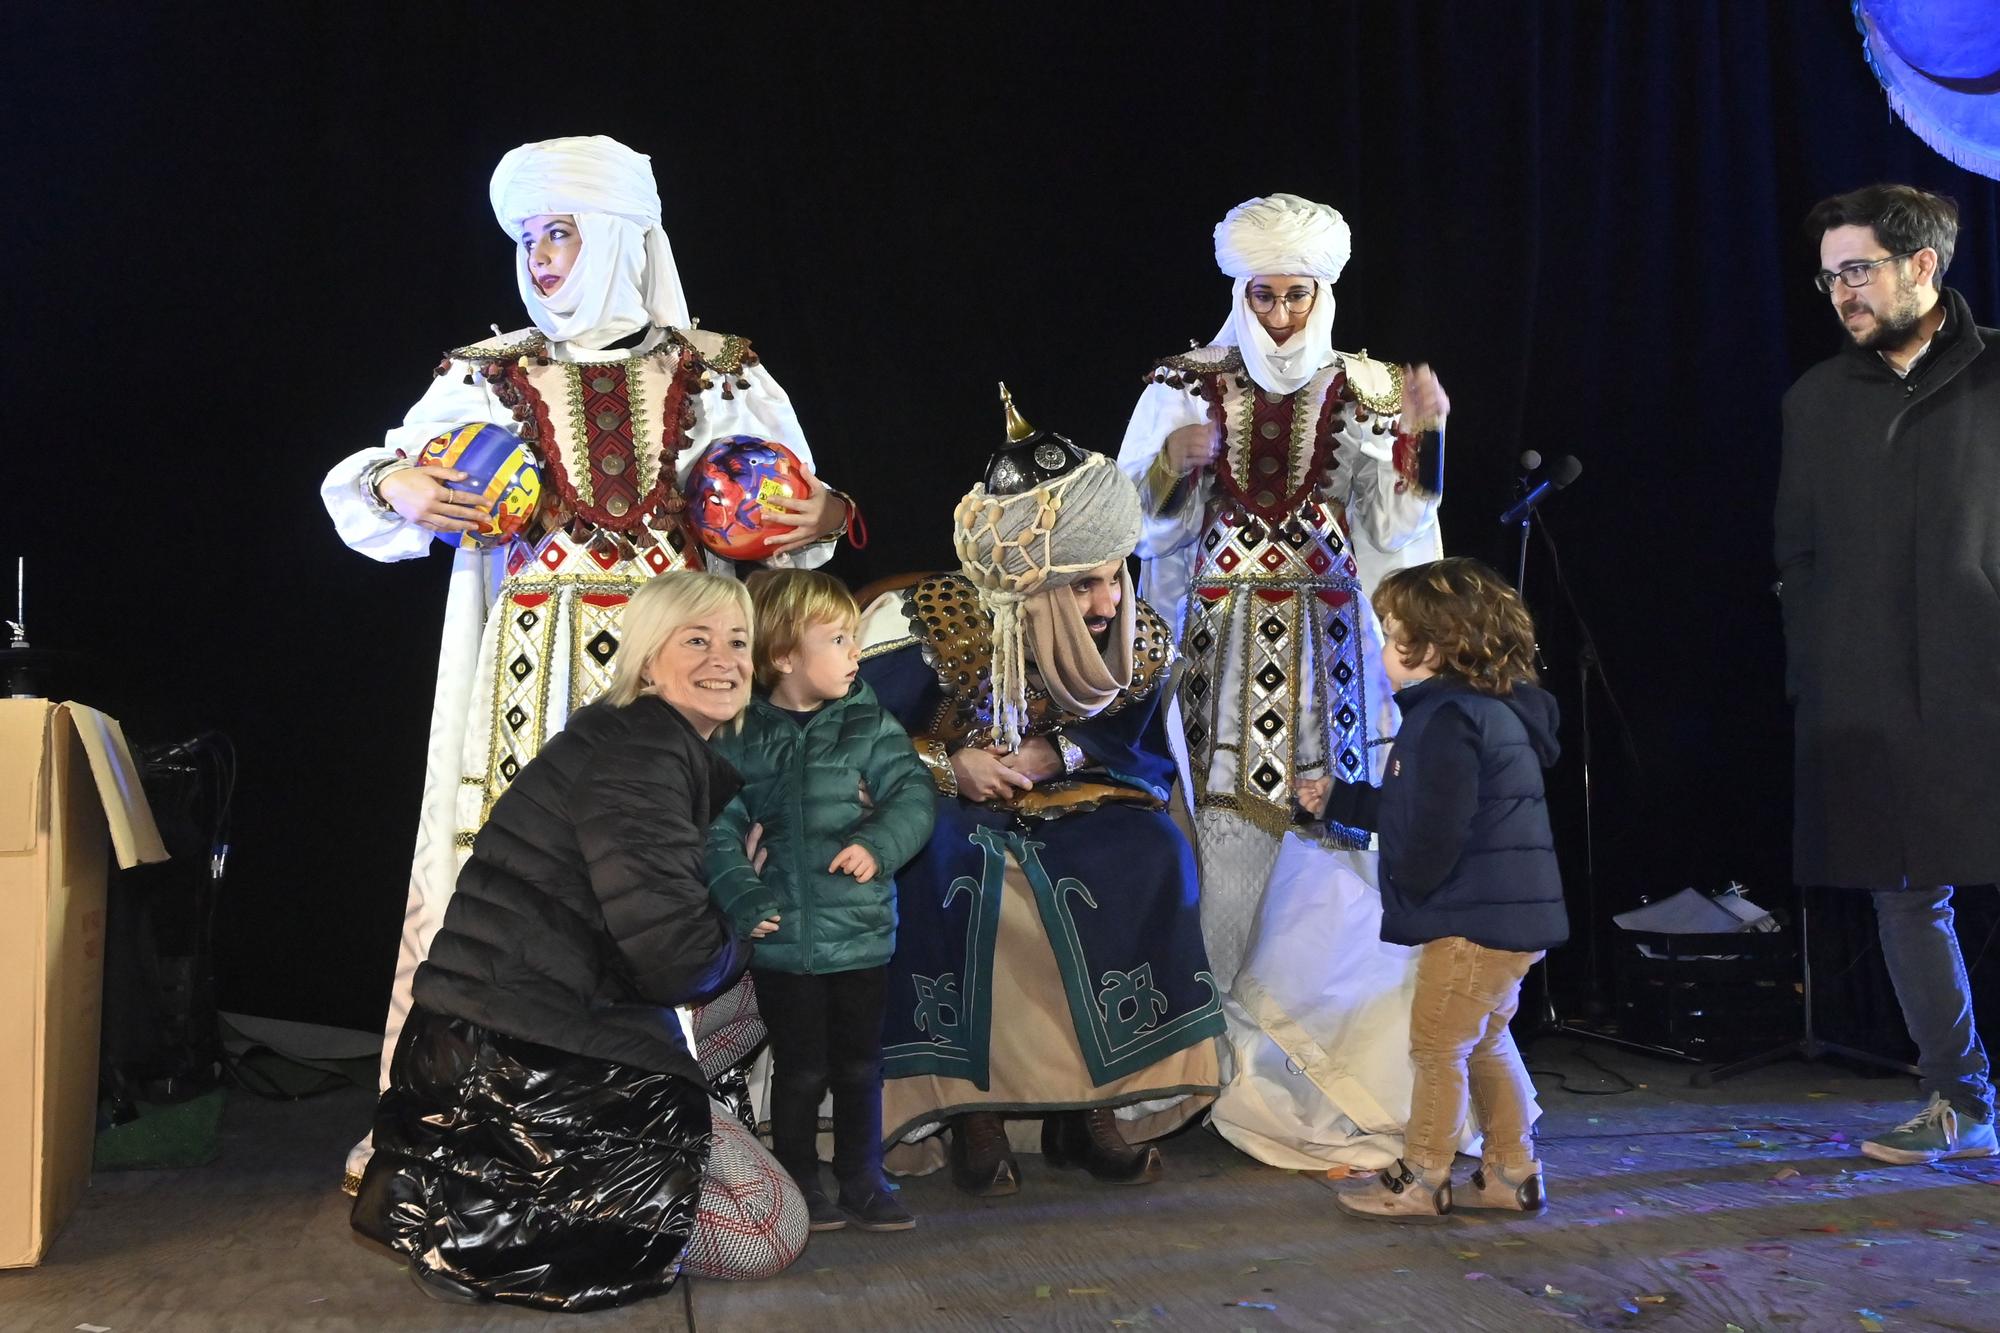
left=752, top=966, right=888, bottom=1192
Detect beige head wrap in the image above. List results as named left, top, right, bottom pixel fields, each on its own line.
left=489, top=135, right=690, bottom=348
left=1212, top=193, right=1351, bottom=395
left=953, top=452, right=1142, bottom=750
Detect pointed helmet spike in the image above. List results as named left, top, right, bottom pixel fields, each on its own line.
left=998, top=381, right=1035, bottom=443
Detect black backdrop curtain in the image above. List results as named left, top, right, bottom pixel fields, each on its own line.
left=11, top=2, right=1997, bottom=1033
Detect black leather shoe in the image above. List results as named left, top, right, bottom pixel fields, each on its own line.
left=949, top=1112, right=1020, bottom=1196
left=1041, top=1108, right=1164, bottom=1185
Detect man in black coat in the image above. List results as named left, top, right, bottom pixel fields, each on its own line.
left=1776, top=183, right=2000, bottom=1166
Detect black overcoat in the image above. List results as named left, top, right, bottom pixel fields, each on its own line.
left=1775, top=287, right=2000, bottom=889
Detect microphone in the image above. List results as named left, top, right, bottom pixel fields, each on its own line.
left=1497, top=455, right=1582, bottom=526
left=1514, top=450, right=1542, bottom=496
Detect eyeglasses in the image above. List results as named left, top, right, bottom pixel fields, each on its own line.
left=1813, top=252, right=1916, bottom=293
left=1246, top=288, right=1317, bottom=315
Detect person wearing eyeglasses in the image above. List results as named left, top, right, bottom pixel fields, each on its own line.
left=1115, top=194, right=1464, bottom=1174
left=1777, top=183, right=2000, bottom=1168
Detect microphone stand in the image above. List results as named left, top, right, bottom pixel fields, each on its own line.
left=1508, top=478, right=1553, bottom=1026
left=1516, top=515, right=1533, bottom=602
left=1516, top=513, right=1682, bottom=1059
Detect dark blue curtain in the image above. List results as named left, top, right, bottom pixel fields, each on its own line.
left=12, top=2, right=1996, bottom=1028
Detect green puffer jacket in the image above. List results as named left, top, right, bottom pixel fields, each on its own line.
left=703, top=681, right=936, bottom=975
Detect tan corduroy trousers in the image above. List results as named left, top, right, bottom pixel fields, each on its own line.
left=1402, top=936, right=1544, bottom=1176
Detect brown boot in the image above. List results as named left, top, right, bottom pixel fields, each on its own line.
left=949, top=1112, right=1019, bottom=1197
left=1041, top=1108, right=1164, bottom=1185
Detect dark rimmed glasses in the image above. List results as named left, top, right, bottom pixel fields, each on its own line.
left=1813, top=252, right=1917, bottom=294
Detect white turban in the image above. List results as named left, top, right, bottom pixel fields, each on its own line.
left=489, top=135, right=690, bottom=349
left=1211, top=193, right=1350, bottom=395
left=1213, top=193, right=1351, bottom=281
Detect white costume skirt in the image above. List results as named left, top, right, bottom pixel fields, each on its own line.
left=1206, top=827, right=1537, bottom=1170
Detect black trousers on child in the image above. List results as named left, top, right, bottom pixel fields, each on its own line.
left=751, top=966, right=888, bottom=1192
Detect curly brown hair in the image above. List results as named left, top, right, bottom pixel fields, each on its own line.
left=1371, top=558, right=1538, bottom=696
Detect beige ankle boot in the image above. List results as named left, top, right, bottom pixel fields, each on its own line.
left=1333, top=1159, right=1453, bottom=1224
left=1458, top=1161, right=1547, bottom=1212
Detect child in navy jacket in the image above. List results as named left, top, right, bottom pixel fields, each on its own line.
left=1299, top=558, right=1568, bottom=1223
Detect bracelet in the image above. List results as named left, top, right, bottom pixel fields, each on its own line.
left=917, top=738, right=958, bottom=797
left=1143, top=449, right=1196, bottom=517
left=825, top=487, right=868, bottom=550
left=360, top=456, right=415, bottom=515
left=1050, top=728, right=1086, bottom=777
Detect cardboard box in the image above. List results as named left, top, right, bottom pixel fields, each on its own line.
left=1, top=701, right=166, bottom=1268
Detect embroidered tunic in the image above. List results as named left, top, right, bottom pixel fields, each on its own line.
left=1114, top=343, right=1484, bottom=1173
left=322, top=325, right=828, bottom=1184
left=1118, top=344, right=1439, bottom=841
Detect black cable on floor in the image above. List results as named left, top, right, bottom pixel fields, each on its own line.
left=1527, top=1041, right=1640, bottom=1096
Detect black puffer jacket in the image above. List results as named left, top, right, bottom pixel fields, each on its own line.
left=413, top=694, right=752, bottom=1085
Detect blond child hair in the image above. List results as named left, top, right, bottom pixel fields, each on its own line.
left=746, top=569, right=861, bottom=692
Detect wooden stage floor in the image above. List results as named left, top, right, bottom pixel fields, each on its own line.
left=6, top=1039, right=1998, bottom=1331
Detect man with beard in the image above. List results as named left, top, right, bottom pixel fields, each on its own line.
left=855, top=391, right=1223, bottom=1196
left=1777, top=183, right=2000, bottom=1165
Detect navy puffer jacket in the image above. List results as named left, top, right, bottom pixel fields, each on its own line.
left=1327, top=676, right=1568, bottom=952
left=704, top=681, right=935, bottom=974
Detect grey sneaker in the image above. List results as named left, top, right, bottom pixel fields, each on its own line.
left=1861, top=1093, right=1998, bottom=1165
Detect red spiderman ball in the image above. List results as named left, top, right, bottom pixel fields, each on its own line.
left=683, top=436, right=812, bottom=561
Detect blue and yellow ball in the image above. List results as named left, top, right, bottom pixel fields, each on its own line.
left=416, top=423, right=543, bottom=549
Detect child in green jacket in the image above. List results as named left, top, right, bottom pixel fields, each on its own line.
left=705, top=570, right=936, bottom=1234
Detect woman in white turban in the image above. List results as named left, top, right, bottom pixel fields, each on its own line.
left=319, top=138, right=848, bottom=1237
left=1114, top=193, right=1520, bottom=1174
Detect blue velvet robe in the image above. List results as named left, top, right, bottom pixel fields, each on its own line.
left=859, top=581, right=1223, bottom=1090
